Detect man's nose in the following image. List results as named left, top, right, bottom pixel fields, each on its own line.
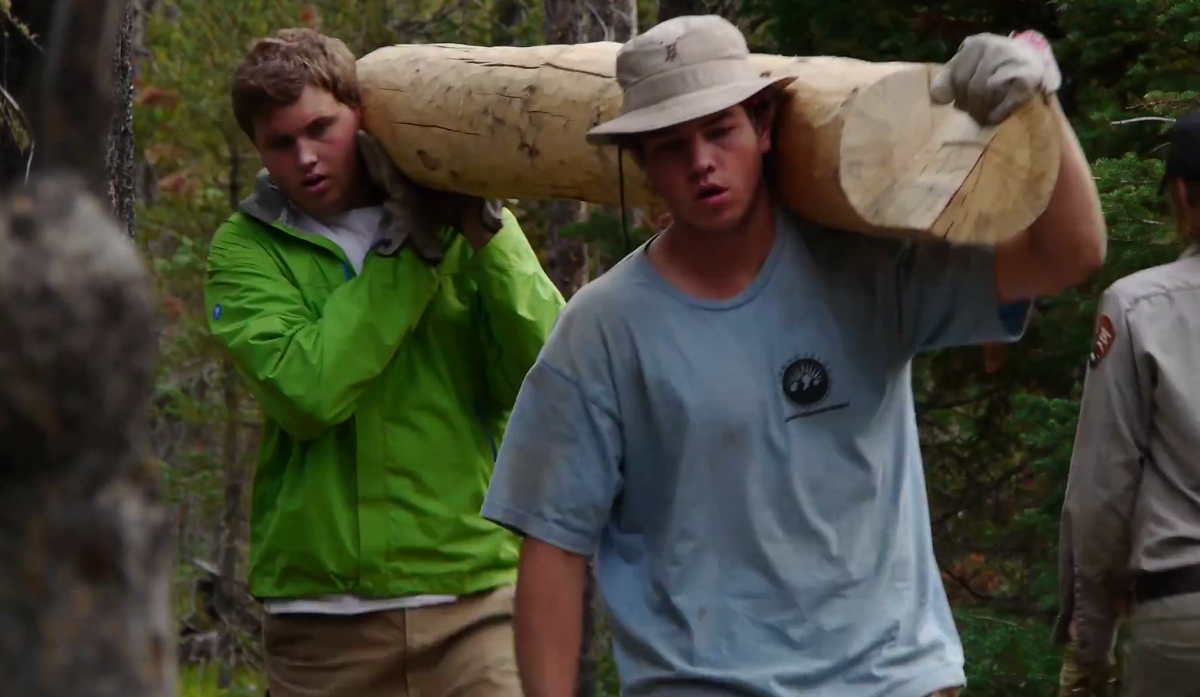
left=297, top=139, right=318, bottom=167
left=689, top=140, right=716, bottom=177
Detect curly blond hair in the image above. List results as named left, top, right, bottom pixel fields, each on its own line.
left=231, top=28, right=360, bottom=140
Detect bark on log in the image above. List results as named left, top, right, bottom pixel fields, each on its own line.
left=357, top=41, right=1061, bottom=245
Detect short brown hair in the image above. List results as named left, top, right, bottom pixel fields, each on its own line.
left=231, top=28, right=360, bottom=140
left=618, top=92, right=780, bottom=169
left=1166, top=178, right=1200, bottom=243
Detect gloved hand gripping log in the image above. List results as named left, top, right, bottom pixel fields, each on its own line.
left=357, top=129, right=505, bottom=264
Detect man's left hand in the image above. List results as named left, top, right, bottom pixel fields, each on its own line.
left=357, top=130, right=504, bottom=255
left=432, top=192, right=505, bottom=252
left=930, top=30, right=1062, bottom=126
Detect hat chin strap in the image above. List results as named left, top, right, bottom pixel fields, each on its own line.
left=618, top=145, right=632, bottom=256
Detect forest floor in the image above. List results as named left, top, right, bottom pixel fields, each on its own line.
left=179, top=666, right=266, bottom=696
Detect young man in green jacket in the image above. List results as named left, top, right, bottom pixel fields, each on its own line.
left=204, top=28, right=564, bottom=697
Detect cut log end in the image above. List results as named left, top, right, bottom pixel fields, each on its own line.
left=836, top=65, right=1060, bottom=245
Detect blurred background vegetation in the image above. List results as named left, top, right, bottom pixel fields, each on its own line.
left=3, top=0, right=1196, bottom=695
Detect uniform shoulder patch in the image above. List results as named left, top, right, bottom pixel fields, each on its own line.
left=1089, top=314, right=1115, bottom=367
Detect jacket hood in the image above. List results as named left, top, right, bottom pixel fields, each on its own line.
left=241, top=169, right=303, bottom=229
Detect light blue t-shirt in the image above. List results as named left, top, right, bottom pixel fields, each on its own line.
left=482, top=208, right=1030, bottom=697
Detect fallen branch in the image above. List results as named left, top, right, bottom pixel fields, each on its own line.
left=1111, top=116, right=1176, bottom=126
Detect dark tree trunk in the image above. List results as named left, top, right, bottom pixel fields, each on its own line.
left=658, top=0, right=744, bottom=23
left=215, top=358, right=242, bottom=689
left=657, top=0, right=701, bottom=23
left=211, top=127, right=249, bottom=688
left=1, top=0, right=138, bottom=232
left=492, top=0, right=530, bottom=46
left=543, top=201, right=590, bottom=297
left=541, top=8, right=595, bottom=694
left=106, top=0, right=136, bottom=237
left=130, top=0, right=160, bottom=208
left=612, top=0, right=638, bottom=40
left=0, top=1, right=171, bottom=696
left=545, top=0, right=589, bottom=44
left=0, top=0, right=56, bottom=187
left=585, top=0, right=638, bottom=42
left=542, top=0, right=590, bottom=298
left=548, top=4, right=641, bottom=694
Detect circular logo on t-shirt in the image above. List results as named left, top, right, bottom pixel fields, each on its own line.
left=782, top=357, right=830, bottom=408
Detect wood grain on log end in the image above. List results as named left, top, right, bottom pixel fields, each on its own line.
left=837, top=65, right=1060, bottom=245
left=759, top=55, right=914, bottom=240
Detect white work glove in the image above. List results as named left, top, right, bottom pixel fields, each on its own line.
left=930, top=30, right=1062, bottom=127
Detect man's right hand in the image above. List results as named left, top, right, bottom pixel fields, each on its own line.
left=1071, top=625, right=1120, bottom=697
left=1070, top=663, right=1119, bottom=697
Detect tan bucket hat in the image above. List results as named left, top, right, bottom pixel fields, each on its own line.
left=586, top=15, right=796, bottom=145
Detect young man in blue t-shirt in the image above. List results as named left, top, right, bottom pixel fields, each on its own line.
left=482, top=15, right=1107, bottom=697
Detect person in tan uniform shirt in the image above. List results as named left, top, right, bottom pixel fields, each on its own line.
left=1058, top=110, right=1200, bottom=697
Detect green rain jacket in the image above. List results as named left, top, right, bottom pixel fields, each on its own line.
left=204, top=174, right=565, bottom=600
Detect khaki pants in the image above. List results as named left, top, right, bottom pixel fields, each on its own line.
left=1120, top=591, right=1200, bottom=697
left=263, top=585, right=520, bottom=697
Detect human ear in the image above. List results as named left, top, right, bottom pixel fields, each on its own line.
left=1172, top=179, right=1188, bottom=216
left=756, top=102, right=776, bottom=154
left=1170, top=179, right=1197, bottom=238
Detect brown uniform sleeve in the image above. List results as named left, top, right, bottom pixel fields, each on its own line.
left=1062, top=287, right=1153, bottom=668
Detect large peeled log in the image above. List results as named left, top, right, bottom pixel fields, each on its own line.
left=357, top=42, right=1061, bottom=246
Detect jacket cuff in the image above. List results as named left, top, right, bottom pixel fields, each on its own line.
left=467, top=208, right=541, bottom=278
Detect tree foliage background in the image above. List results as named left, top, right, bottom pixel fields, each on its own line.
left=3, top=0, right=1193, bottom=694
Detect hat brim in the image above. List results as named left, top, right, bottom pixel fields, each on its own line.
left=586, top=75, right=797, bottom=146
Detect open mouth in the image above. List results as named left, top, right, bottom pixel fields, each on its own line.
left=303, top=174, right=328, bottom=190
left=697, top=183, right=728, bottom=202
